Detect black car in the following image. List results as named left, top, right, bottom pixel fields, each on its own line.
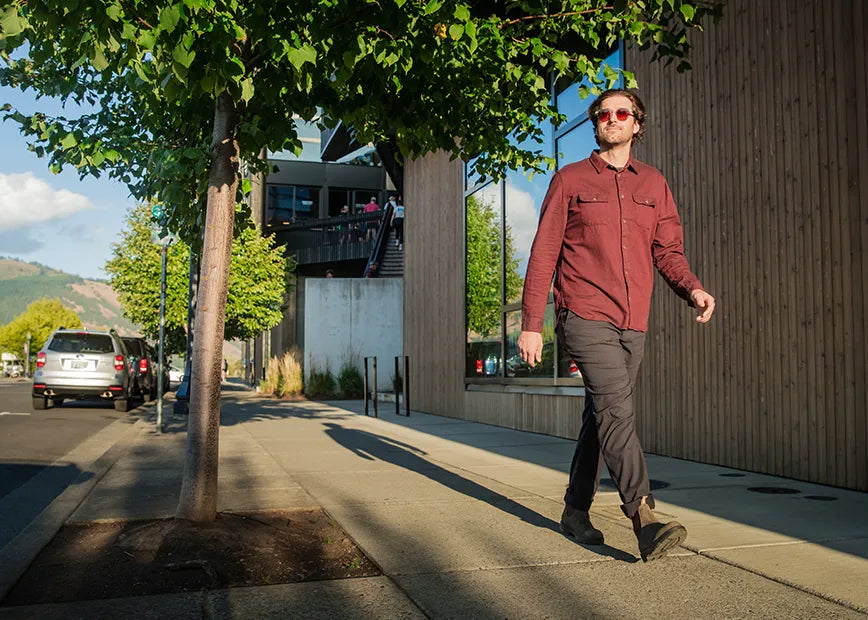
left=121, top=337, right=157, bottom=401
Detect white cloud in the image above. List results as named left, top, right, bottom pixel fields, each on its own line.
left=0, top=172, right=94, bottom=230
left=505, top=183, right=540, bottom=272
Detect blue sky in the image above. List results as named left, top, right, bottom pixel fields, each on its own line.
left=0, top=85, right=135, bottom=280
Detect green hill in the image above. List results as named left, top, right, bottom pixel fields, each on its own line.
left=0, top=258, right=139, bottom=335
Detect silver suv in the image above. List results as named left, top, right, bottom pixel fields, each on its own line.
left=32, top=328, right=134, bottom=411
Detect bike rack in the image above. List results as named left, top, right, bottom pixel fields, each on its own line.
left=394, top=355, right=410, bottom=417
left=363, top=356, right=378, bottom=418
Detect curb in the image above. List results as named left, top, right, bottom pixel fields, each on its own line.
left=0, top=412, right=151, bottom=601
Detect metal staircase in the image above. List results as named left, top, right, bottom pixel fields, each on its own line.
left=378, top=228, right=404, bottom=278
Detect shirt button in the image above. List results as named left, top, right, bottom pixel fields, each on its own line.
left=622, top=219, right=627, bottom=223
left=620, top=194, right=624, bottom=198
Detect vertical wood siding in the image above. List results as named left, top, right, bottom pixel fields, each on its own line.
left=628, top=0, right=867, bottom=490
left=404, top=0, right=866, bottom=491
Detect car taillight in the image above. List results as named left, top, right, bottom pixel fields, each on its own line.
left=139, top=358, right=149, bottom=373
left=36, top=352, right=45, bottom=368
left=114, top=355, right=124, bottom=371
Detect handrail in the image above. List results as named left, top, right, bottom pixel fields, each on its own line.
left=363, top=204, right=394, bottom=277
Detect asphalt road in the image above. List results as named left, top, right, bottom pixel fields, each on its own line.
left=0, top=378, right=146, bottom=499
left=0, top=378, right=152, bottom=550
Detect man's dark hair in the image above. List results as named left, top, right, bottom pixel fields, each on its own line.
left=588, top=89, right=647, bottom=144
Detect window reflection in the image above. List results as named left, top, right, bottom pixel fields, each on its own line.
left=465, top=182, right=503, bottom=378
left=555, top=48, right=622, bottom=124
left=505, top=305, right=555, bottom=378
left=504, top=131, right=553, bottom=305
left=556, top=121, right=598, bottom=168
left=266, top=185, right=320, bottom=226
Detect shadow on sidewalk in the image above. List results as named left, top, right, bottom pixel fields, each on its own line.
left=322, top=422, right=634, bottom=562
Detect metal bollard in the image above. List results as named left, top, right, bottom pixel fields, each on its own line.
left=372, top=356, right=378, bottom=418
left=363, top=356, right=370, bottom=416
left=394, top=355, right=410, bottom=417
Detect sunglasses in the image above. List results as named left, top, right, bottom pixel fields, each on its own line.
left=594, top=107, right=635, bottom=123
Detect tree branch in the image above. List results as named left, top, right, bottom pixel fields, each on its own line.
left=499, top=8, right=614, bottom=28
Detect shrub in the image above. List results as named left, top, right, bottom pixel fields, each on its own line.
left=337, top=359, right=364, bottom=398
left=262, top=356, right=282, bottom=395
left=278, top=348, right=303, bottom=397
left=305, top=359, right=336, bottom=398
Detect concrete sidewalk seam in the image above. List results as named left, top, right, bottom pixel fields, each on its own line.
left=0, top=414, right=149, bottom=601
left=691, top=536, right=868, bottom=554
left=699, top=549, right=868, bottom=615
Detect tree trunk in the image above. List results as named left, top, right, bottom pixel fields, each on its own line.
left=176, top=92, right=239, bottom=522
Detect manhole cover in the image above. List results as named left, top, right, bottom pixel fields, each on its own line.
left=804, top=495, right=838, bottom=501
left=600, top=478, right=669, bottom=490
left=746, top=486, right=801, bottom=494
left=719, top=473, right=746, bottom=478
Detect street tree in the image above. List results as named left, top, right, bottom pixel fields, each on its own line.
left=104, top=203, right=290, bottom=356
left=0, top=298, right=82, bottom=362
left=0, top=0, right=720, bottom=521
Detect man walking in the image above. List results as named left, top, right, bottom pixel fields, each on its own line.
left=518, top=89, right=715, bottom=562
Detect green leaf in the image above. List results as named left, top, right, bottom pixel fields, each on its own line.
left=454, top=5, right=470, bottom=21
left=60, top=132, right=77, bottom=149
left=138, top=30, right=156, bottom=50
left=679, top=4, right=695, bottom=21
left=106, top=4, right=122, bottom=21
left=240, top=178, right=252, bottom=194
left=448, top=23, right=463, bottom=40
left=0, top=7, right=25, bottom=37
left=240, top=78, right=254, bottom=102
left=287, top=44, right=316, bottom=71
left=159, top=5, right=181, bottom=34
left=91, top=46, right=109, bottom=71
left=172, top=43, right=195, bottom=68
left=424, top=0, right=443, bottom=15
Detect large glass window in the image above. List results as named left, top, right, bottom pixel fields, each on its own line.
left=266, top=185, right=320, bottom=226
left=464, top=44, right=623, bottom=386
left=465, top=182, right=503, bottom=379
left=504, top=130, right=553, bottom=306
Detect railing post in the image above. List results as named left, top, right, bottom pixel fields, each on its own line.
left=372, top=356, right=378, bottom=418
left=363, top=356, right=369, bottom=416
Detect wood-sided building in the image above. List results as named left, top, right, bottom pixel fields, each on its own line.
left=403, top=1, right=868, bottom=492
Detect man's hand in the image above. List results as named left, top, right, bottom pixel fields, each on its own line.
left=690, top=289, right=716, bottom=323
left=518, top=331, right=543, bottom=367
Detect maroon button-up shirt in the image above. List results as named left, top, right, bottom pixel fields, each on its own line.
left=521, top=150, right=702, bottom=333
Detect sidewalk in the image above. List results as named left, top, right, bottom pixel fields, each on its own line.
left=1, top=386, right=866, bottom=619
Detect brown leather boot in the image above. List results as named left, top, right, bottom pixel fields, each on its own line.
left=631, top=503, right=687, bottom=562
left=560, top=504, right=604, bottom=545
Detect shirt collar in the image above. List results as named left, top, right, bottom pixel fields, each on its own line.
left=589, top=149, right=639, bottom=175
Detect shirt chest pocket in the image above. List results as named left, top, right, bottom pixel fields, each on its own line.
left=575, top=191, right=611, bottom=226
left=628, top=193, right=657, bottom=231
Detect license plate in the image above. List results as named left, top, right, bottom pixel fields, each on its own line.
left=69, top=361, right=89, bottom=369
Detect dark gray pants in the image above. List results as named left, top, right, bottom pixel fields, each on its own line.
left=557, top=310, right=654, bottom=518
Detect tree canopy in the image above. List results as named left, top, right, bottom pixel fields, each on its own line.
left=104, top=203, right=291, bottom=354
left=0, top=298, right=82, bottom=361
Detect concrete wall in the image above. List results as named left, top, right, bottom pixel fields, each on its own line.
left=304, top=278, right=402, bottom=391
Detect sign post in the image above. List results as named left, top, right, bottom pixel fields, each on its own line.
left=150, top=203, right=175, bottom=434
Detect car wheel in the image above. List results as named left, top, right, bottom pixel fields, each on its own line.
left=114, top=398, right=131, bottom=412
left=32, top=396, right=47, bottom=410
left=51, top=398, right=64, bottom=407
